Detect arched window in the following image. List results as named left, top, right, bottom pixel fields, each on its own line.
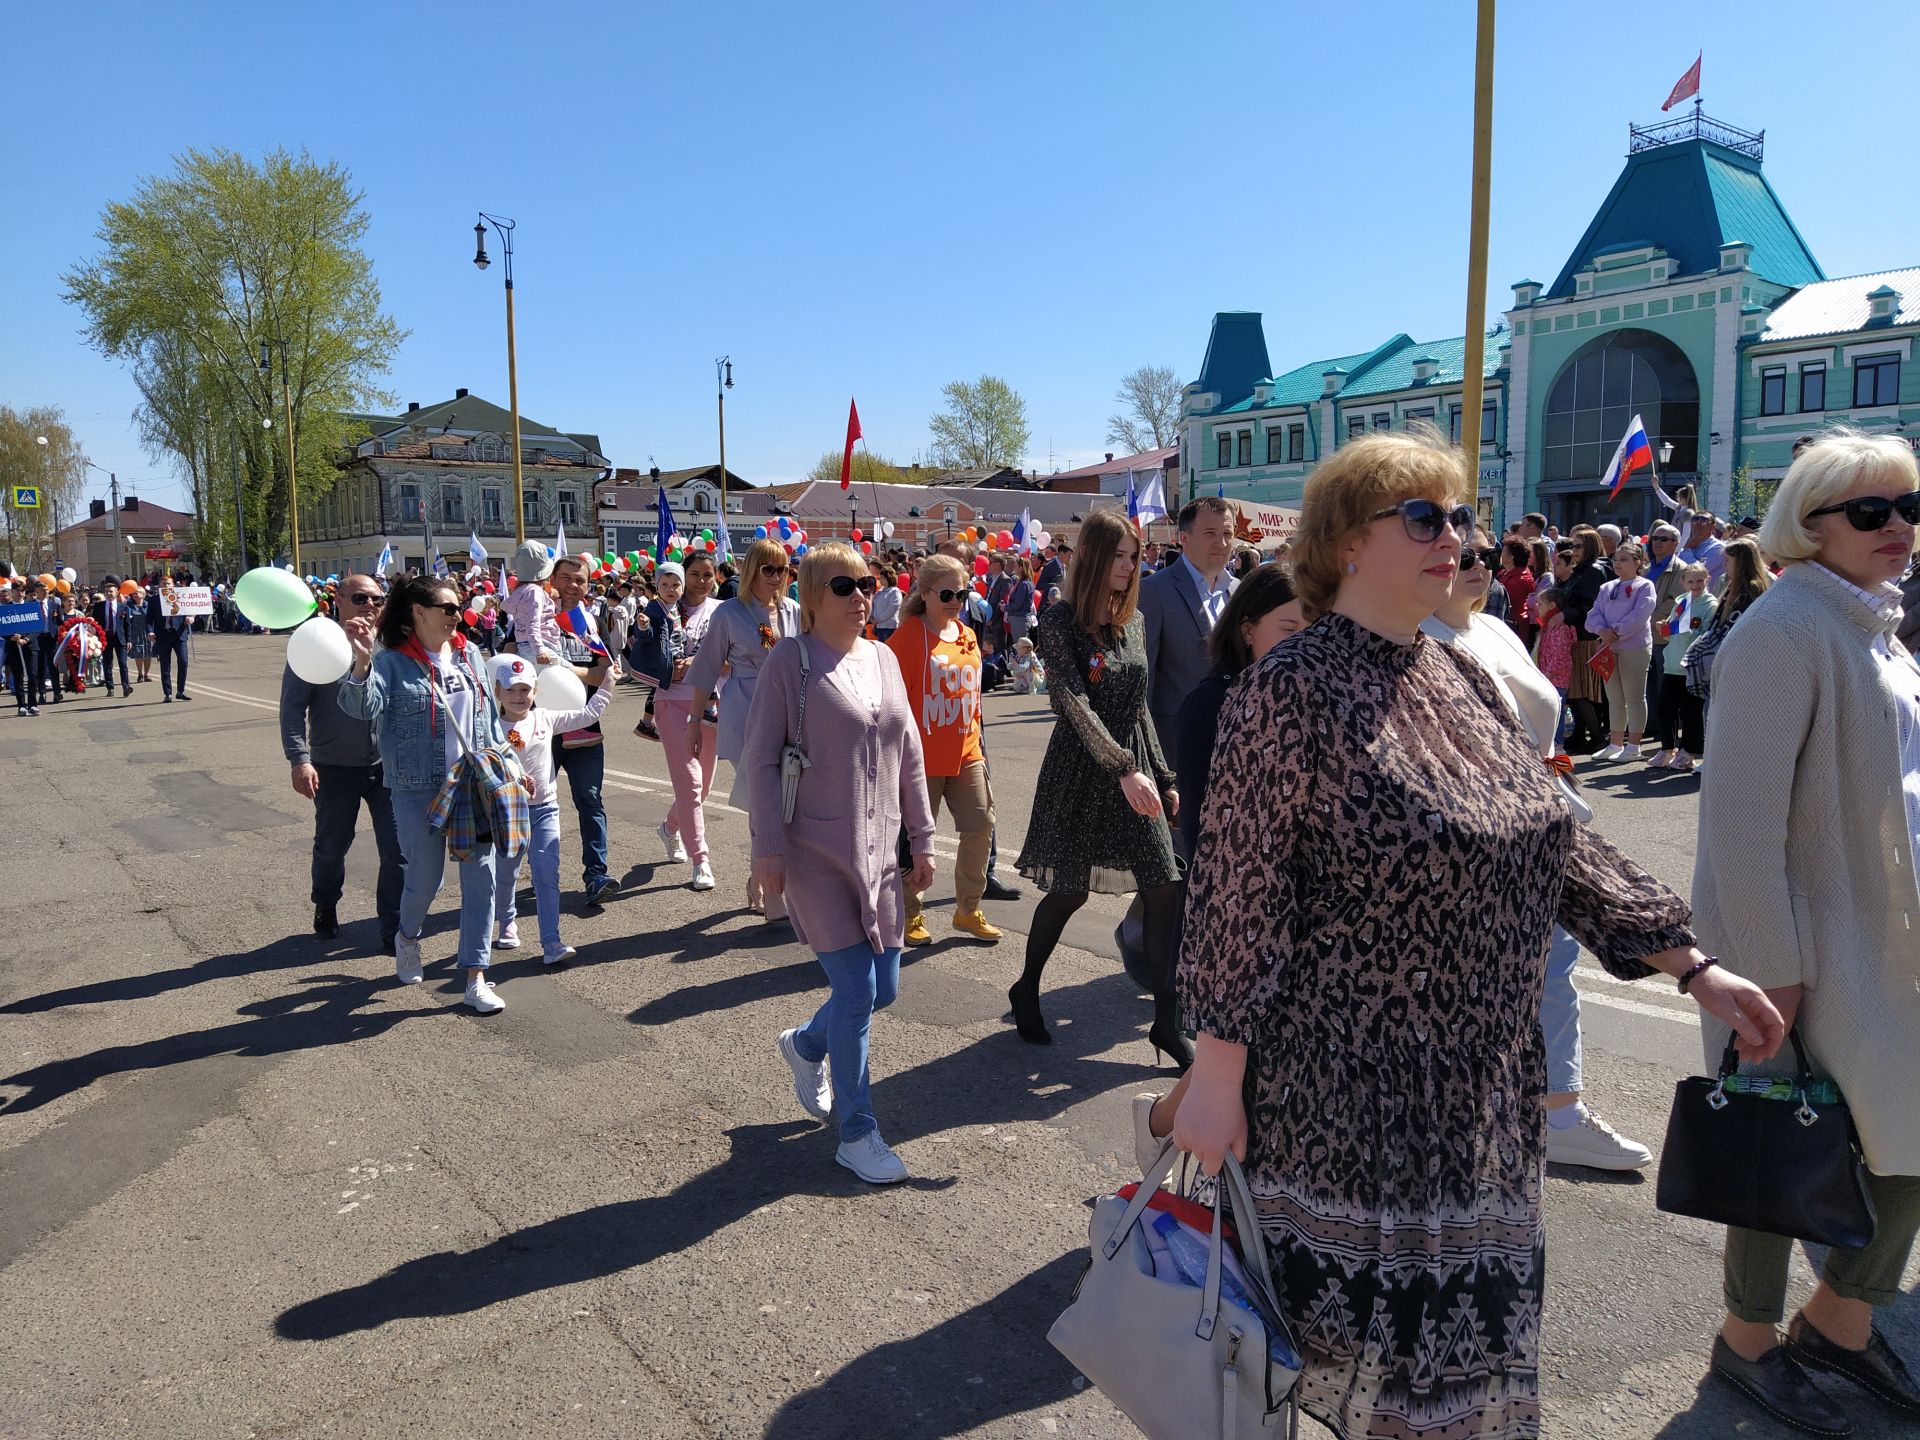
left=1541, top=329, right=1699, bottom=483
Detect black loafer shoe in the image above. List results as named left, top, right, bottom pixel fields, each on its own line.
left=1711, top=1336, right=1852, bottom=1437
left=1790, top=1313, right=1920, bottom=1416
left=313, top=903, right=338, bottom=939
left=982, top=876, right=1023, bottom=902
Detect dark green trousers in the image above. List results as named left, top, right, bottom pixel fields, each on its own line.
left=1724, top=1171, right=1920, bottom=1323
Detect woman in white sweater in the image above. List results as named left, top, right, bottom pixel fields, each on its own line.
left=1694, top=429, right=1920, bottom=1434
left=1421, top=528, right=1652, bottom=1171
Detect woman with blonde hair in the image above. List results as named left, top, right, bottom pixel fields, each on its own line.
left=1169, top=429, right=1782, bottom=1439
left=688, top=536, right=802, bottom=916
left=747, top=542, right=936, bottom=1184
left=1011, top=509, right=1185, bottom=1064
left=886, top=553, right=1000, bottom=945
left=1693, top=429, right=1920, bottom=1433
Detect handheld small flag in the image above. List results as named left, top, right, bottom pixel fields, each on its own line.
left=1127, top=468, right=1168, bottom=528
left=1015, top=507, right=1033, bottom=555
left=1667, top=593, right=1689, bottom=639
left=1602, top=414, right=1655, bottom=500
left=556, top=602, right=608, bottom=655
left=654, top=485, right=678, bottom=556
left=553, top=521, right=569, bottom=564
left=839, top=398, right=862, bottom=491
left=375, top=542, right=394, bottom=577
left=468, top=530, right=488, bottom=567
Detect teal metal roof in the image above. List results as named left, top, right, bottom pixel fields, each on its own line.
left=1548, top=138, right=1822, bottom=297
left=1194, top=312, right=1273, bottom=410
left=1758, top=267, right=1920, bottom=341
left=1215, top=331, right=1504, bottom=413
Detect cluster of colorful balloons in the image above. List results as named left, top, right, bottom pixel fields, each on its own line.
left=753, top=516, right=812, bottom=559
left=35, top=571, right=74, bottom=596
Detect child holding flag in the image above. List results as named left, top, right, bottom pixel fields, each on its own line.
left=489, top=652, right=617, bottom=963
left=1648, top=562, right=1715, bottom=772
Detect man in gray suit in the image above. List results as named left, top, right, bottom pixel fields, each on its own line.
left=1138, top=494, right=1237, bottom=776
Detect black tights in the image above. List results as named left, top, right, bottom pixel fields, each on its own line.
left=1020, top=880, right=1185, bottom=1034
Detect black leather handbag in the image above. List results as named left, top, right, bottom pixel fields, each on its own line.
left=1656, top=1028, right=1877, bottom=1249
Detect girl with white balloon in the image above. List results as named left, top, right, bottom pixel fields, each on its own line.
left=488, top=651, right=616, bottom=966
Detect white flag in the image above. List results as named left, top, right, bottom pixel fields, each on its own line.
left=553, top=520, right=568, bottom=562
left=468, top=530, right=488, bottom=567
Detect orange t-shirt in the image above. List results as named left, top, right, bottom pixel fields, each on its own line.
left=886, top=616, right=983, bottom=776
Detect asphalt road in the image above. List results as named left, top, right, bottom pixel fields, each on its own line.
left=0, top=635, right=1912, bottom=1439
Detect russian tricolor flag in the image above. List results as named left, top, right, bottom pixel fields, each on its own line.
left=556, top=603, right=608, bottom=655
left=1602, top=414, right=1655, bottom=500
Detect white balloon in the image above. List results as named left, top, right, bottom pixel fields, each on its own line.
left=881, top=521, right=895, bottom=538
left=535, top=664, right=588, bottom=713
left=59, top=567, right=77, bottom=583
left=286, top=615, right=352, bottom=685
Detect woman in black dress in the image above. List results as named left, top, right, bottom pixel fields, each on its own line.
left=1012, top=510, right=1187, bottom=1065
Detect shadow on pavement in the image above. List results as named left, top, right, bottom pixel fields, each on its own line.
left=0, top=964, right=453, bottom=1114
left=275, top=1119, right=952, bottom=1340
left=764, top=1252, right=1091, bottom=1439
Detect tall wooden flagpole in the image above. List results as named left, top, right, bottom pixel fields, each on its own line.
left=1460, top=0, right=1497, bottom=511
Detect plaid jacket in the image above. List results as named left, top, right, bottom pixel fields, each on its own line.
left=427, top=745, right=532, bottom=861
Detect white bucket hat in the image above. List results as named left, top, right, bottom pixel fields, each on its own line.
left=509, top=541, right=555, bottom=583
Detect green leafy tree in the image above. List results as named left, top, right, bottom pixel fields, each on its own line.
left=928, top=375, right=1030, bottom=470
left=1106, top=365, right=1183, bottom=453
left=62, top=147, right=406, bottom=563
left=0, top=407, right=85, bottom=574
left=804, top=449, right=911, bottom=487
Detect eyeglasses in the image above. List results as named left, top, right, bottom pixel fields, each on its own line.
left=344, top=592, right=380, bottom=607
left=933, top=588, right=966, bottom=603
left=422, top=601, right=461, bottom=618
left=827, top=574, right=879, bottom=597
left=1807, top=491, right=1920, bottom=532
left=1457, top=547, right=1500, bottom=572
left=758, top=563, right=792, bottom=578
left=1371, top=499, right=1477, bottom=544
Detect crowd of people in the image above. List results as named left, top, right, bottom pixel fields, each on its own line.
left=15, top=422, right=1920, bottom=1437
left=4, top=569, right=203, bottom=711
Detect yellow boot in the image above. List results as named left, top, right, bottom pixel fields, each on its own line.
left=951, top=910, right=1002, bottom=942
left=904, top=915, right=933, bottom=946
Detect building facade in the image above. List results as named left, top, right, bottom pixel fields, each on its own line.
left=54, top=498, right=199, bottom=582
left=296, top=391, right=610, bottom=575
left=1186, top=111, right=1919, bottom=533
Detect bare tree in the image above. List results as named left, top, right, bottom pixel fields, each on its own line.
left=1106, top=365, right=1184, bottom=453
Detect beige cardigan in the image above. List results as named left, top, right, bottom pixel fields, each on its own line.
left=1693, top=561, right=1920, bottom=1174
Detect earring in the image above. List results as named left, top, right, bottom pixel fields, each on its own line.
left=1345, top=562, right=1358, bottom=575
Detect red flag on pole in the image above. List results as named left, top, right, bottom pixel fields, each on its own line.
left=839, top=398, right=862, bottom=490
left=1662, top=52, right=1701, bottom=111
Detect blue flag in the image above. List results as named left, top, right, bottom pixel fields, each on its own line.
left=655, top=485, right=678, bottom=555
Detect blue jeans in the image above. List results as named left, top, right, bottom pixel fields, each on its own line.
left=1540, top=925, right=1583, bottom=1095
left=790, top=942, right=902, bottom=1143
left=312, top=762, right=405, bottom=944
left=390, top=786, right=497, bottom=972
left=494, top=800, right=564, bottom=953
left=553, top=740, right=609, bottom=886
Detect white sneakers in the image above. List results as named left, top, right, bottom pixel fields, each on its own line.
left=836, top=1129, right=908, bottom=1185
left=1592, top=743, right=1627, bottom=762
left=657, top=822, right=688, bottom=864
left=1133, top=1094, right=1174, bottom=1176
left=689, top=860, right=716, bottom=892
left=777, top=1029, right=833, bottom=1121
left=1544, top=1105, right=1652, bottom=1170
left=493, top=922, right=521, bottom=950
left=395, top=933, right=424, bottom=986
left=542, top=944, right=576, bottom=967
left=463, top=974, right=506, bottom=1014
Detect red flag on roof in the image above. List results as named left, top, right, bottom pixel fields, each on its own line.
left=1662, top=52, right=1701, bottom=112
left=839, top=398, right=862, bottom=490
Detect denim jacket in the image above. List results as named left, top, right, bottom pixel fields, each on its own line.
left=337, top=643, right=507, bottom=792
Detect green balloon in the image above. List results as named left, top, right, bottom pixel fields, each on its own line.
left=234, top=566, right=318, bottom=631
left=699, top=529, right=714, bottom=543
left=603, top=551, right=617, bottom=565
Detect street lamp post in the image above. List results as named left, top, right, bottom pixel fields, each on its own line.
left=473, top=214, right=526, bottom=544
left=715, top=356, right=734, bottom=528
left=257, top=340, right=300, bottom=574
left=849, top=494, right=858, bottom=543
left=81, top=459, right=121, bottom=581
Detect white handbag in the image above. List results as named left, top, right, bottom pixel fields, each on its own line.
left=779, top=638, right=812, bottom=824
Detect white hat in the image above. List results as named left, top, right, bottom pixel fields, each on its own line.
left=656, top=561, right=685, bottom=582
left=508, top=541, right=555, bottom=583
left=489, top=654, right=535, bottom=691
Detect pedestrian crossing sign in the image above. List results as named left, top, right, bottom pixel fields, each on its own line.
left=11, top=485, right=40, bottom=508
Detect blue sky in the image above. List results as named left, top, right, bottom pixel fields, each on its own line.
left=5, top=0, right=1915, bottom=510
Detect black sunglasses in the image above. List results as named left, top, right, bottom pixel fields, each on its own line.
left=1457, top=547, right=1500, bottom=572
left=933, top=587, right=967, bottom=604
left=1372, top=499, right=1477, bottom=544
left=758, top=563, right=792, bottom=578
left=827, top=574, right=879, bottom=597
left=1807, top=491, right=1920, bottom=532
left=420, top=601, right=461, bottom=618
left=344, top=592, right=380, bottom=607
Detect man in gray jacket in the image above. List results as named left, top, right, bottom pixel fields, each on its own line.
left=280, top=572, right=403, bottom=948
left=1138, top=494, right=1237, bottom=776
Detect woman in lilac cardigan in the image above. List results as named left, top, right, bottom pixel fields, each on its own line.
left=745, top=542, right=937, bottom=1185
left=1587, top=540, right=1658, bottom=761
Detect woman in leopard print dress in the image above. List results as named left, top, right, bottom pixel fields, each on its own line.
left=1171, top=431, right=1784, bottom=1440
